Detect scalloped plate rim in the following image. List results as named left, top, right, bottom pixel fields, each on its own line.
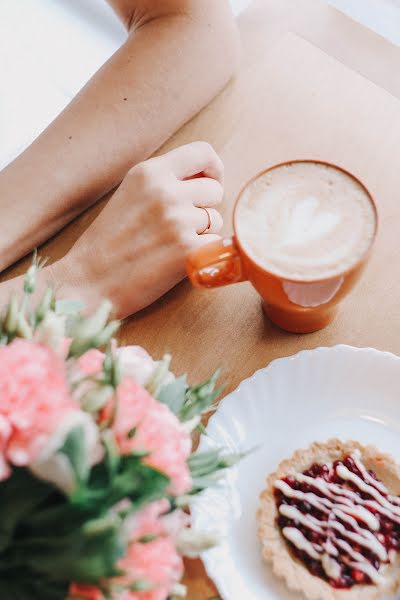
left=192, top=344, right=400, bottom=600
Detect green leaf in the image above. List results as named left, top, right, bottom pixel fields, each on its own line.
left=157, top=375, right=188, bottom=415
left=158, top=371, right=223, bottom=423
left=23, top=521, right=124, bottom=582
left=59, top=425, right=88, bottom=484
left=105, top=457, right=169, bottom=510
left=188, top=448, right=245, bottom=493
left=138, top=534, right=158, bottom=543
left=180, top=371, right=223, bottom=422
left=129, top=580, right=153, bottom=592
left=102, top=345, right=122, bottom=389
left=67, top=300, right=119, bottom=357
left=55, top=299, right=85, bottom=316
left=0, top=469, right=55, bottom=552
left=0, top=577, right=68, bottom=600
left=102, top=430, right=120, bottom=479
left=187, top=449, right=221, bottom=477
left=71, top=454, right=169, bottom=514
left=2, top=503, right=124, bottom=581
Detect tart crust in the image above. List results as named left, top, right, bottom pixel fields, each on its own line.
left=257, top=439, right=400, bottom=600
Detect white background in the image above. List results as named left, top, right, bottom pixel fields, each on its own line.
left=1, top=0, right=399, bottom=169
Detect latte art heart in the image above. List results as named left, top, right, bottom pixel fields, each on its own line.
left=236, top=162, right=376, bottom=281
left=278, top=196, right=341, bottom=249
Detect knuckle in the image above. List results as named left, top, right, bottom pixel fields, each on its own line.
left=217, top=155, right=224, bottom=173
left=129, top=160, right=152, bottom=183
left=196, top=140, right=214, bottom=155
left=213, top=180, right=224, bottom=200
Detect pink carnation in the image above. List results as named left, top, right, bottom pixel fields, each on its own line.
left=124, top=499, right=189, bottom=542
left=69, top=536, right=183, bottom=600
left=78, top=349, right=105, bottom=376
left=101, top=378, right=192, bottom=495
left=118, top=536, right=184, bottom=600
left=125, top=499, right=170, bottom=541
left=0, top=339, right=78, bottom=477
left=69, top=501, right=188, bottom=600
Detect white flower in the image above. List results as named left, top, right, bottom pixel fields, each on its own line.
left=116, top=345, right=158, bottom=385
left=117, top=346, right=176, bottom=396
left=34, top=312, right=66, bottom=354
left=30, top=411, right=101, bottom=495
left=176, top=528, right=221, bottom=558
left=152, top=359, right=175, bottom=387
left=170, top=583, right=187, bottom=597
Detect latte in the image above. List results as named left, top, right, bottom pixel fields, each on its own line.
left=235, top=161, right=376, bottom=281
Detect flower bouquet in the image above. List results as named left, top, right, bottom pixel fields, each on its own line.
left=0, top=258, right=239, bottom=600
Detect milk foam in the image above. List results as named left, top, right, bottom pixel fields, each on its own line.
left=235, top=162, right=376, bottom=280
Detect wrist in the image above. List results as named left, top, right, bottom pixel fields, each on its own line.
left=48, top=254, right=96, bottom=313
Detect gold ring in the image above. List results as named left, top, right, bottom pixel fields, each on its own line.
left=199, top=207, right=212, bottom=234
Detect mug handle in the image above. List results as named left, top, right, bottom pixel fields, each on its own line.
left=186, top=238, right=246, bottom=288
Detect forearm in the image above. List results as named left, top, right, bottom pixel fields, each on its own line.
left=0, top=1, right=239, bottom=271
left=0, top=257, right=90, bottom=317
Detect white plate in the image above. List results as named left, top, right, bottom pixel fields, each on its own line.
left=191, top=345, right=400, bottom=600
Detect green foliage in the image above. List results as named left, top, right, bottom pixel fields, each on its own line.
left=0, top=448, right=169, bottom=599
left=73, top=453, right=169, bottom=513
left=58, top=426, right=89, bottom=485
left=0, top=254, right=244, bottom=599
left=55, top=299, right=85, bottom=317
left=68, top=300, right=120, bottom=358
left=188, top=448, right=244, bottom=493
left=0, top=468, right=55, bottom=552
left=0, top=578, right=69, bottom=600
left=158, top=370, right=222, bottom=424
left=157, top=375, right=188, bottom=414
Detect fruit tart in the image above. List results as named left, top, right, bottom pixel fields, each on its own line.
left=258, top=439, right=400, bottom=599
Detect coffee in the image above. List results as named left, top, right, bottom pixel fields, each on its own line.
left=235, top=161, right=376, bottom=281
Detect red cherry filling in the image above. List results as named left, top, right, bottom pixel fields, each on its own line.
left=274, top=454, right=400, bottom=589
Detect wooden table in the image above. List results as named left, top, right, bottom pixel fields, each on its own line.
left=4, top=1, right=400, bottom=597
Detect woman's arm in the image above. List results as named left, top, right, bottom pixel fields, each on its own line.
left=0, top=0, right=239, bottom=271
left=0, top=142, right=224, bottom=318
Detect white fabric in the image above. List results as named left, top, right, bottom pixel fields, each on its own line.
left=0, top=0, right=399, bottom=171
left=0, top=0, right=126, bottom=169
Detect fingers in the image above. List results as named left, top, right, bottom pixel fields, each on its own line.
left=180, top=177, right=224, bottom=208
left=162, top=142, right=224, bottom=183
left=186, top=233, right=222, bottom=250
left=193, top=207, right=224, bottom=234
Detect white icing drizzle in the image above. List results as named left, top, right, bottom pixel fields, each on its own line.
left=330, top=519, right=387, bottom=561
left=282, top=527, right=321, bottom=560
left=335, top=538, right=384, bottom=583
left=334, top=503, right=380, bottom=531
left=274, top=480, right=331, bottom=514
left=325, top=537, right=338, bottom=557
left=279, top=504, right=325, bottom=534
left=335, top=537, right=368, bottom=564
left=364, top=500, right=400, bottom=525
left=352, top=450, right=388, bottom=495
left=274, top=453, right=400, bottom=586
left=322, top=554, right=341, bottom=580
left=349, top=561, right=383, bottom=585
left=336, top=464, right=400, bottom=517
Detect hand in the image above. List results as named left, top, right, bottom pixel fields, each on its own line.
left=53, top=142, right=224, bottom=318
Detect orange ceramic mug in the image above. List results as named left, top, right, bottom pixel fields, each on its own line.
left=186, top=160, right=378, bottom=334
